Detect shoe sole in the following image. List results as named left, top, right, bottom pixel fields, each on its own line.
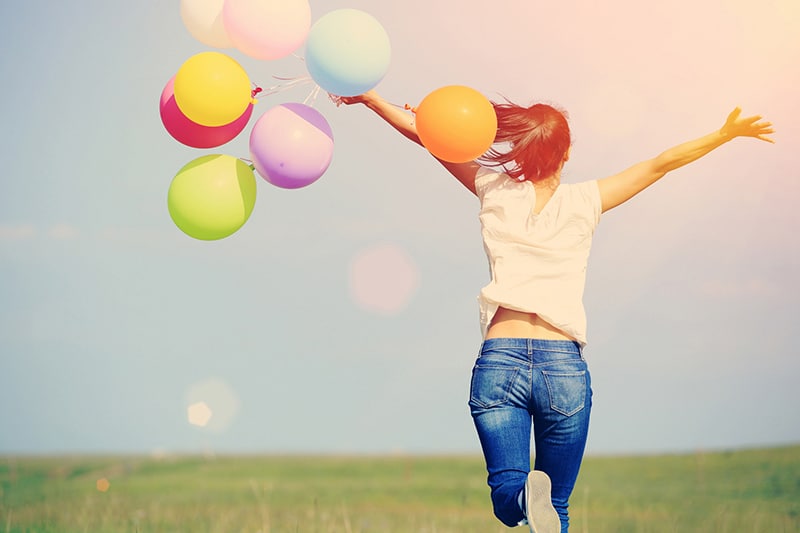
left=526, top=470, right=561, bottom=533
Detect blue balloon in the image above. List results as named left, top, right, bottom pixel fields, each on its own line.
left=305, top=9, right=391, bottom=97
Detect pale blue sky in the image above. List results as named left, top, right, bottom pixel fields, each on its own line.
left=1, top=0, right=798, bottom=456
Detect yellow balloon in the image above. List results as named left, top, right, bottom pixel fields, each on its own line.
left=415, top=85, right=497, bottom=163
left=174, top=52, right=251, bottom=127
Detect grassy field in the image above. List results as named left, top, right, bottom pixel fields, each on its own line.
left=1, top=445, right=798, bottom=532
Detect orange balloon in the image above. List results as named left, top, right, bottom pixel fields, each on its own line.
left=415, top=85, right=497, bottom=163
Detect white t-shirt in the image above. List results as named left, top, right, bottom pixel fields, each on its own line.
left=475, top=167, right=603, bottom=346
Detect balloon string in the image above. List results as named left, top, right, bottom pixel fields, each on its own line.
left=271, top=74, right=311, bottom=82
left=303, top=85, right=322, bottom=106
left=261, top=75, right=314, bottom=97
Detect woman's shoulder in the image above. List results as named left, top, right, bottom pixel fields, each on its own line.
left=475, top=165, right=503, bottom=183
left=475, top=166, right=515, bottom=197
left=559, top=180, right=602, bottom=222
left=560, top=179, right=600, bottom=199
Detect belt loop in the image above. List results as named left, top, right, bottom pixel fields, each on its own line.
left=527, top=338, right=533, bottom=355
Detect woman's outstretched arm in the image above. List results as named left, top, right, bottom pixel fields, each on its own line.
left=339, top=90, right=481, bottom=195
left=597, top=108, right=774, bottom=213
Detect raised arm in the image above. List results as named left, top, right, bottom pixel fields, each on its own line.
left=597, top=107, right=774, bottom=213
left=338, top=90, right=481, bottom=195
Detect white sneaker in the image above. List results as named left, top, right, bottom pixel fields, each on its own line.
left=524, top=471, right=561, bottom=533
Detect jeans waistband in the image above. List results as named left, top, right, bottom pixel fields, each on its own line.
left=480, top=337, right=582, bottom=356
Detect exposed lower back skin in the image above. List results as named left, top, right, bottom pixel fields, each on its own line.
left=486, top=307, right=574, bottom=341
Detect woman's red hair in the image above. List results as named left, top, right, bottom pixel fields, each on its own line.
left=480, top=100, right=571, bottom=182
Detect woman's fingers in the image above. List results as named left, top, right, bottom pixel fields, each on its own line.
left=727, top=107, right=743, bottom=123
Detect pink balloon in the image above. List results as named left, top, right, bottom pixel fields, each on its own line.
left=223, top=0, right=311, bottom=60
left=159, top=76, right=253, bottom=149
left=249, top=103, right=334, bottom=189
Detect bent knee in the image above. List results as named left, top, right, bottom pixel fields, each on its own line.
left=490, top=491, right=525, bottom=527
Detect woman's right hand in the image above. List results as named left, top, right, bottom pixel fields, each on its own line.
left=719, top=107, right=775, bottom=143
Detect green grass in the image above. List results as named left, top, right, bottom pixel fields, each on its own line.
left=1, top=445, right=798, bottom=532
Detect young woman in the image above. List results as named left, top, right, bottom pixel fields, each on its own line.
left=340, top=90, right=773, bottom=532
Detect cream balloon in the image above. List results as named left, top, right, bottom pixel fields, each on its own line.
left=180, top=0, right=233, bottom=49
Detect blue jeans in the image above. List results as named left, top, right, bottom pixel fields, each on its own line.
left=469, top=338, right=592, bottom=532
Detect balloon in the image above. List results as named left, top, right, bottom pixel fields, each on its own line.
left=415, top=85, right=498, bottom=163
left=180, top=0, right=233, bottom=48
left=249, top=103, right=334, bottom=189
left=160, top=76, right=253, bottom=148
left=223, top=0, right=311, bottom=60
left=173, top=52, right=252, bottom=127
left=167, top=154, right=257, bottom=240
left=305, top=9, right=390, bottom=96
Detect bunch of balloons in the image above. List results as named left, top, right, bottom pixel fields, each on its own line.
left=162, top=0, right=498, bottom=241
left=162, top=0, right=391, bottom=240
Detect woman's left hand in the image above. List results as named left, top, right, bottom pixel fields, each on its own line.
left=332, top=90, right=379, bottom=107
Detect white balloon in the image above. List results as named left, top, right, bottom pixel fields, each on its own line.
left=180, top=0, right=233, bottom=49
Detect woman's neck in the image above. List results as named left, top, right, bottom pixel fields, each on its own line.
left=531, top=172, right=560, bottom=192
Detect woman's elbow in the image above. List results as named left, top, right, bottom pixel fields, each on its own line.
left=650, top=155, right=673, bottom=176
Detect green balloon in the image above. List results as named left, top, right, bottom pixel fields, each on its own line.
left=168, top=154, right=257, bottom=240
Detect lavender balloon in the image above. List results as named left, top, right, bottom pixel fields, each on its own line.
left=249, top=103, right=334, bottom=189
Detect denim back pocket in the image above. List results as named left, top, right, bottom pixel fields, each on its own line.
left=541, top=369, right=586, bottom=416
left=469, top=365, right=520, bottom=410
